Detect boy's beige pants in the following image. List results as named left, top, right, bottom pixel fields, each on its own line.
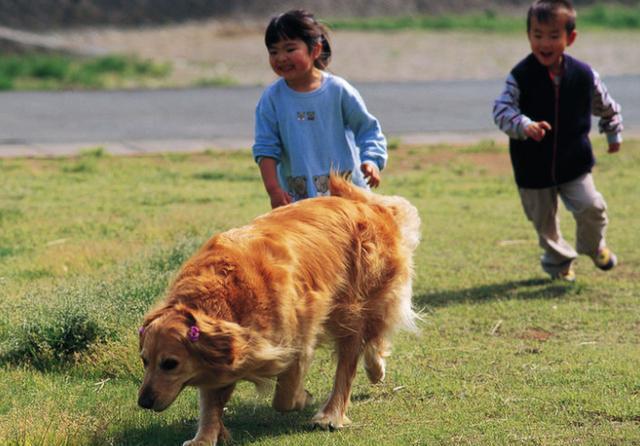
left=518, top=173, right=608, bottom=275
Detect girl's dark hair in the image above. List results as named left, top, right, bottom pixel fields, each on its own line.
left=527, top=0, right=576, bottom=34
left=264, top=9, right=332, bottom=70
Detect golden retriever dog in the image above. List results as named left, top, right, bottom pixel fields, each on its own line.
left=137, top=174, right=420, bottom=445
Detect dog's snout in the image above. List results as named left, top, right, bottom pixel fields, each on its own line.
left=138, top=387, right=156, bottom=409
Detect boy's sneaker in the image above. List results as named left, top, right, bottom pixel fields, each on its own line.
left=594, top=247, right=617, bottom=271
left=550, top=266, right=576, bottom=283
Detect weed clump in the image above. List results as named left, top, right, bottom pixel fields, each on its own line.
left=1, top=305, right=112, bottom=369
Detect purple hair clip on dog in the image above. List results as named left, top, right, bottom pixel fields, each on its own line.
left=187, top=325, right=200, bottom=342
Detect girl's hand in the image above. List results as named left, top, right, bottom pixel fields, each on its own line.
left=608, top=142, right=621, bottom=153
left=361, top=163, right=381, bottom=188
left=525, top=121, right=552, bottom=142
left=258, top=157, right=291, bottom=208
left=268, top=188, right=292, bottom=209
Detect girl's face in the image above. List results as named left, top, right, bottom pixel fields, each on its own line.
left=528, top=15, right=576, bottom=73
left=268, top=38, right=322, bottom=90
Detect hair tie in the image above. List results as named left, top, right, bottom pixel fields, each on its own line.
left=138, top=326, right=145, bottom=335
left=188, top=326, right=200, bottom=342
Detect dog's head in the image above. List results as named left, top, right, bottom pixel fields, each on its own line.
left=137, top=305, right=244, bottom=411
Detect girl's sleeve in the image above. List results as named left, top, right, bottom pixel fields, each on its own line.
left=591, top=69, right=623, bottom=145
left=341, top=85, right=388, bottom=171
left=493, top=74, right=532, bottom=140
left=252, top=92, right=283, bottom=163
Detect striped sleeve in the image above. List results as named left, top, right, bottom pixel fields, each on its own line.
left=492, top=74, right=532, bottom=140
left=591, top=69, right=623, bottom=144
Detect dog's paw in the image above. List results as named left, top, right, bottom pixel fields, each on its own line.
left=182, top=438, right=216, bottom=446
left=364, top=349, right=386, bottom=384
left=289, top=389, right=315, bottom=411
left=290, top=389, right=315, bottom=411
left=364, top=355, right=386, bottom=384
left=182, top=425, right=229, bottom=446
left=273, top=389, right=314, bottom=412
left=299, top=389, right=314, bottom=409
left=311, top=412, right=352, bottom=431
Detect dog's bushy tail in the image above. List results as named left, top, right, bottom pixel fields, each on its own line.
left=328, top=173, right=421, bottom=253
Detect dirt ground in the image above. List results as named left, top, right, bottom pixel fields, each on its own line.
left=52, top=19, right=640, bottom=87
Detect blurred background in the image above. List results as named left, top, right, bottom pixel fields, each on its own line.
left=0, top=0, right=639, bottom=90
left=1, top=0, right=639, bottom=28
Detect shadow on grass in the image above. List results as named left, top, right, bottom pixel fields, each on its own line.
left=109, top=402, right=318, bottom=445
left=415, top=277, right=578, bottom=309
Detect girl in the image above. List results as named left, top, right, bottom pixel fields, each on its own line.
left=252, top=9, right=388, bottom=208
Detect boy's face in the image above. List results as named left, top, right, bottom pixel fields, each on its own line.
left=527, top=14, right=577, bottom=72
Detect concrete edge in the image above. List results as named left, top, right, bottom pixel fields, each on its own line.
left=1, top=130, right=637, bottom=159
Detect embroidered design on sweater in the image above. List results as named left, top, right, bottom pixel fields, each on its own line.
left=296, top=111, right=316, bottom=121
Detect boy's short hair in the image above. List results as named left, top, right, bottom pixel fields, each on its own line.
left=527, top=0, right=577, bottom=34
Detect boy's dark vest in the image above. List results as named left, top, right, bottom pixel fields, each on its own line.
left=509, top=53, right=594, bottom=189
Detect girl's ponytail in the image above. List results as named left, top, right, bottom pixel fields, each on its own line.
left=315, top=31, right=332, bottom=70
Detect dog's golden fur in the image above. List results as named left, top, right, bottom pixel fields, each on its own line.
left=138, top=174, right=420, bottom=446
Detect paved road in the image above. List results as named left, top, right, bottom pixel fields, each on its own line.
left=1, top=76, right=638, bottom=157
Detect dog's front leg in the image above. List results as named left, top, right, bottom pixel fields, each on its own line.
left=183, top=384, right=235, bottom=446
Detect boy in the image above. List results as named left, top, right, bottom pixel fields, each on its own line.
left=493, top=0, right=623, bottom=281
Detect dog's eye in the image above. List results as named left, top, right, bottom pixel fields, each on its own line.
left=160, top=359, right=179, bottom=371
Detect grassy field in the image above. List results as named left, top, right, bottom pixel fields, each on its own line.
left=0, top=139, right=639, bottom=445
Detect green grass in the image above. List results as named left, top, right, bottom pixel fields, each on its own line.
left=1, top=140, right=639, bottom=445
left=326, top=4, right=640, bottom=32
left=194, top=75, right=239, bottom=88
left=0, top=54, right=171, bottom=91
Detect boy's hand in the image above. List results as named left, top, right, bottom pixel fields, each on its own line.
left=268, top=187, right=292, bottom=209
left=608, top=142, right=621, bottom=153
left=361, top=163, right=381, bottom=188
left=525, top=121, right=552, bottom=142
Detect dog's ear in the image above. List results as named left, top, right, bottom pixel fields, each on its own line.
left=183, top=310, right=244, bottom=370
left=175, top=307, right=291, bottom=374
